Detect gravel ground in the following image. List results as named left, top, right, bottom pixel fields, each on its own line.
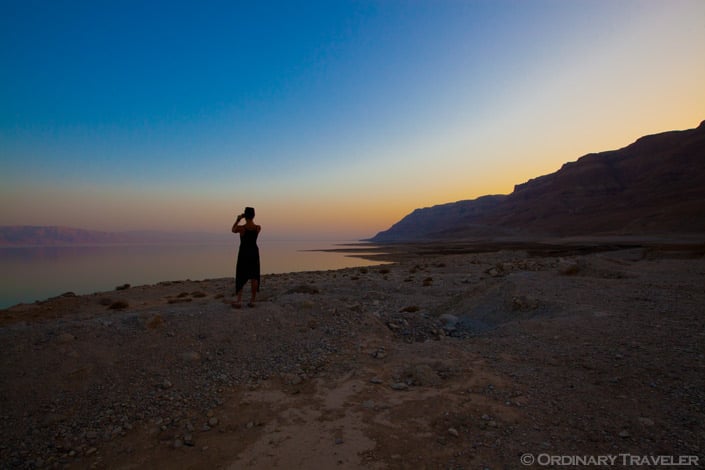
left=1, top=243, right=703, bottom=469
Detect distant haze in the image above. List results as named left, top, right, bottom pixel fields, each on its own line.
left=0, top=226, right=232, bottom=247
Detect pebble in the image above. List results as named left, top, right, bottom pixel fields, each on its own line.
left=391, top=382, right=409, bottom=391
left=448, top=428, right=459, bottom=437
left=638, top=417, right=655, bottom=427
left=57, top=333, right=76, bottom=343
left=181, top=351, right=201, bottom=362
left=372, top=349, right=387, bottom=359
left=439, top=314, right=458, bottom=326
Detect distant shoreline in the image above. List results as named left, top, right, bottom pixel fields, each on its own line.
left=0, top=240, right=386, bottom=309
left=320, top=235, right=705, bottom=263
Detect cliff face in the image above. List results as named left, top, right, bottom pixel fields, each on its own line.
left=370, top=195, right=508, bottom=242
left=369, top=120, right=705, bottom=241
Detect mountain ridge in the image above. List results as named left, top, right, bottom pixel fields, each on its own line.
left=370, top=120, right=705, bottom=242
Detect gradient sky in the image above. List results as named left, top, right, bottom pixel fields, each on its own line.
left=1, top=0, right=704, bottom=240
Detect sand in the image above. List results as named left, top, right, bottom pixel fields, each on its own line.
left=1, top=242, right=704, bottom=469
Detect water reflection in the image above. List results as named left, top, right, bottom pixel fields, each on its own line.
left=0, top=241, right=384, bottom=308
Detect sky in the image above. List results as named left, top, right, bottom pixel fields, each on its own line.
left=1, top=0, right=704, bottom=240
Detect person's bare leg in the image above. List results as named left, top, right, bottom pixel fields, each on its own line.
left=249, top=279, right=258, bottom=307
left=232, top=289, right=243, bottom=308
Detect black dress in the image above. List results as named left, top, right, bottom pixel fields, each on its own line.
left=235, top=227, right=260, bottom=293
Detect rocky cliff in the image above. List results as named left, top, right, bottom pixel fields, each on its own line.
left=370, top=120, right=705, bottom=241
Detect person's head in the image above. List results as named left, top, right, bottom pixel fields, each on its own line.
left=244, top=207, right=255, bottom=220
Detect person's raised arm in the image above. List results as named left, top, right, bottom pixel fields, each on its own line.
left=232, top=214, right=244, bottom=233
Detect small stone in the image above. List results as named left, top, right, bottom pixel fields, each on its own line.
left=173, top=439, right=183, bottom=449
left=109, top=300, right=129, bottom=310
left=439, top=314, right=458, bottom=325
left=386, top=322, right=401, bottom=331
left=448, top=428, right=459, bottom=437
left=208, top=417, right=219, bottom=427
left=369, top=377, right=383, bottom=384
left=619, top=430, right=631, bottom=438
left=558, top=261, right=580, bottom=275
left=391, top=382, right=408, bottom=391
left=410, top=364, right=441, bottom=386
left=57, top=333, right=76, bottom=343
left=181, top=351, right=201, bottom=362
left=372, top=349, right=387, bottom=359
left=638, top=417, right=655, bottom=427
left=286, top=284, right=320, bottom=295
left=146, top=314, right=164, bottom=329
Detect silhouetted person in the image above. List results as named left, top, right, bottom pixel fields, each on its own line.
left=231, top=207, right=261, bottom=308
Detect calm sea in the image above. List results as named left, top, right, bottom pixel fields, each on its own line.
left=0, top=240, right=383, bottom=309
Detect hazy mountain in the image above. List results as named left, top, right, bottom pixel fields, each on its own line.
left=370, top=120, right=705, bottom=242
left=0, top=226, right=231, bottom=247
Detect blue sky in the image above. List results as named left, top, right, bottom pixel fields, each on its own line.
left=1, top=0, right=704, bottom=239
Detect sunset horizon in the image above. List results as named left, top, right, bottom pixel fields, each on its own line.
left=2, top=1, right=704, bottom=240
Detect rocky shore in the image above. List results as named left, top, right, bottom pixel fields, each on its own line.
left=1, top=242, right=704, bottom=469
